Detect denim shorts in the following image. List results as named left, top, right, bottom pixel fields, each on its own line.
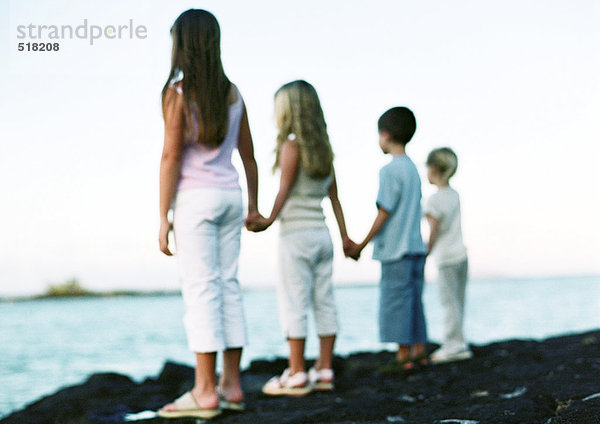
left=379, top=254, right=427, bottom=345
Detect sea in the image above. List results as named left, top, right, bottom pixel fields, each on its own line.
left=1, top=275, right=599, bottom=418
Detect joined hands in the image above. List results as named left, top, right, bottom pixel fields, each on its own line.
left=245, top=213, right=363, bottom=261
left=343, top=236, right=362, bottom=261
left=245, top=211, right=271, bottom=232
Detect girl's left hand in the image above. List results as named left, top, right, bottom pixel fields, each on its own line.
left=159, top=219, right=173, bottom=256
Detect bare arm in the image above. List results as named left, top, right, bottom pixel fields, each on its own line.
left=267, top=140, right=299, bottom=224
left=238, top=103, right=259, bottom=215
left=159, top=88, right=185, bottom=256
left=346, top=206, right=390, bottom=259
left=328, top=168, right=349, bottom=241
left=249, top=140, right=299, bottom=232
left=358, top=207, right=390, bottom=250
left=426, top=214, right=440, bottom=255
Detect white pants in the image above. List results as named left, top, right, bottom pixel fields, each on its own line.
left=173, top=188, right=247, bottom=353
left=437, top=258, right=469, bottom=351
left=278, top=227, right=338, bottom=339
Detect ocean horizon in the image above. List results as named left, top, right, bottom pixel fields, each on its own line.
left=1, top=274, right=599, bottom=418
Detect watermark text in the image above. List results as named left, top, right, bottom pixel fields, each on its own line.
left=16, top=19, right=147, bottom=46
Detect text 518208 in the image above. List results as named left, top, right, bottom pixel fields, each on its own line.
left=18, top=42, right=60, bottom=52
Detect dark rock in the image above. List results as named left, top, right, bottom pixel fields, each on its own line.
left=156, top=362, right=195, bottom=387
left=2, top=330, right=599, bottom=424
left=546, top=395, right=600, bottom=423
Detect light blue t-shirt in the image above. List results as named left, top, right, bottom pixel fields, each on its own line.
left=373, top=155, right=427, bottom=262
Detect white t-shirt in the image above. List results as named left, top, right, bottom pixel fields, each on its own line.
left=424, top=187, right=467, bottom=266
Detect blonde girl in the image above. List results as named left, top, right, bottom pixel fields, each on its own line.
left=247, top=80, right=352, bottom=395
left=157, top=9, right=259, bottom=418
left=424, top=147, right=471, bottom=364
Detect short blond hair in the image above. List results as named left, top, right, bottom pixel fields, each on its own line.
left=273, top=80, right=333, bottom=179
left=426, top=147, right=458, bottom=182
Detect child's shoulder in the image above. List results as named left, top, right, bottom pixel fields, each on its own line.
left=429, top=187, right=460, bottom=207
left=442, top=186, right=460, bottom=198
left=385, top=155, right=420, bottom=176
left=228, top=82, right=242, bottom=105
left=167, top=80, right=183, bottom=96
left=378, top=160, right=397, bottom=179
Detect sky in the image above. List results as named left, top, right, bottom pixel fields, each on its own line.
left=0, top=0, right=599, bottom=296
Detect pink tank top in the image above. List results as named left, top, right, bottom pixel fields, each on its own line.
left=173, top=83, right=243, bottom=191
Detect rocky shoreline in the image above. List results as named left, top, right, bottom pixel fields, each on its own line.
left=2, top=330, right=599, bottom=424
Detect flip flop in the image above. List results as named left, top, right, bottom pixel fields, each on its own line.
left=417, top=358, right=431, bottom=368
left=216, top=387, right=245, bottom=411
left=378, top=358, right=416, bottom=374
left=411, top=352, right=431, bottom=368
left=157, top=391, right=221, bottom=419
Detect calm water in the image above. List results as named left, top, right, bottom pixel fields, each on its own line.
left=1, top=276, right=599, bottom=418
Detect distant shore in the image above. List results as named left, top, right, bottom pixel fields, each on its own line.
left=0, top=279, right=361, bottom=302
left=3, top=274, right=598, bottom=302
left=2, top=329, right=599, bottom=424
left=0, top=283, right=379, bottom=302
left=0, top=289, right=181, bottom=302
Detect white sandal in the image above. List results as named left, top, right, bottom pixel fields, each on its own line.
left=308, top=367, right=334, bottom=391
left=262, top=369, right=312, bottom=396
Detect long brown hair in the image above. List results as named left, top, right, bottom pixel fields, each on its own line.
left=161, top=9, right=231, bottom=148
left=273, top=80, right=333, bottom=179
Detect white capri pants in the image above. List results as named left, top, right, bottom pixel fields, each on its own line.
left=173, top=188, right=247, bottom=353
left=277, top=226, right=338, bottom=339
left=437, top=258, right=469, bottom=351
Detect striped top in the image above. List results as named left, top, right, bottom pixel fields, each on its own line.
left=279, top=167, right=333, bottom=235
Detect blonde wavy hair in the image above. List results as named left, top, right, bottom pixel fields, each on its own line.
left=426, top=147, right=458, bottom=183
left=273, top=80, right=333, bottom=179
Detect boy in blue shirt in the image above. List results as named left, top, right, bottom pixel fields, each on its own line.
left=347, top=106, right=428, bottom=368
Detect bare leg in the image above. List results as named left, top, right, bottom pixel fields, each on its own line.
left=396, top=345, right=411, bottom=362
left=161, top=352, right=219, bottom=411
left=315, top=335, right=336, bottom=370
left=218, top=348, right=244, bottom=403
left=288, top=338, right=306, bottom=375
left=190, top=353, right=219, bottom=408
left=411, top=343, right=426, bottom=360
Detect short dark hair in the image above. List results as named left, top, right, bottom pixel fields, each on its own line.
left=377, top=107, right=416, bottom=145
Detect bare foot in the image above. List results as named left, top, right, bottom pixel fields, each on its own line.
left=217, top=384, right=244, bottom=403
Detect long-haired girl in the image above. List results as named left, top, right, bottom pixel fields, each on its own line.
left=247, top=80, right=352, bottom=395
left=157, top=9, right=259, bottom=418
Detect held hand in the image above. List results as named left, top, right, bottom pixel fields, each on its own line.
left=248, top=216, right=271, bottom=232
left=347, top=244, right=362, bottom=261
left=244, top=211, right=262, bottom=230
left=159, top=219, right=173, bottom=256
left=343, top=237, right=362, bottom=261
left=342, top=236, right=354, bottom=254
left=245, top=212, right=271, bottom=232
